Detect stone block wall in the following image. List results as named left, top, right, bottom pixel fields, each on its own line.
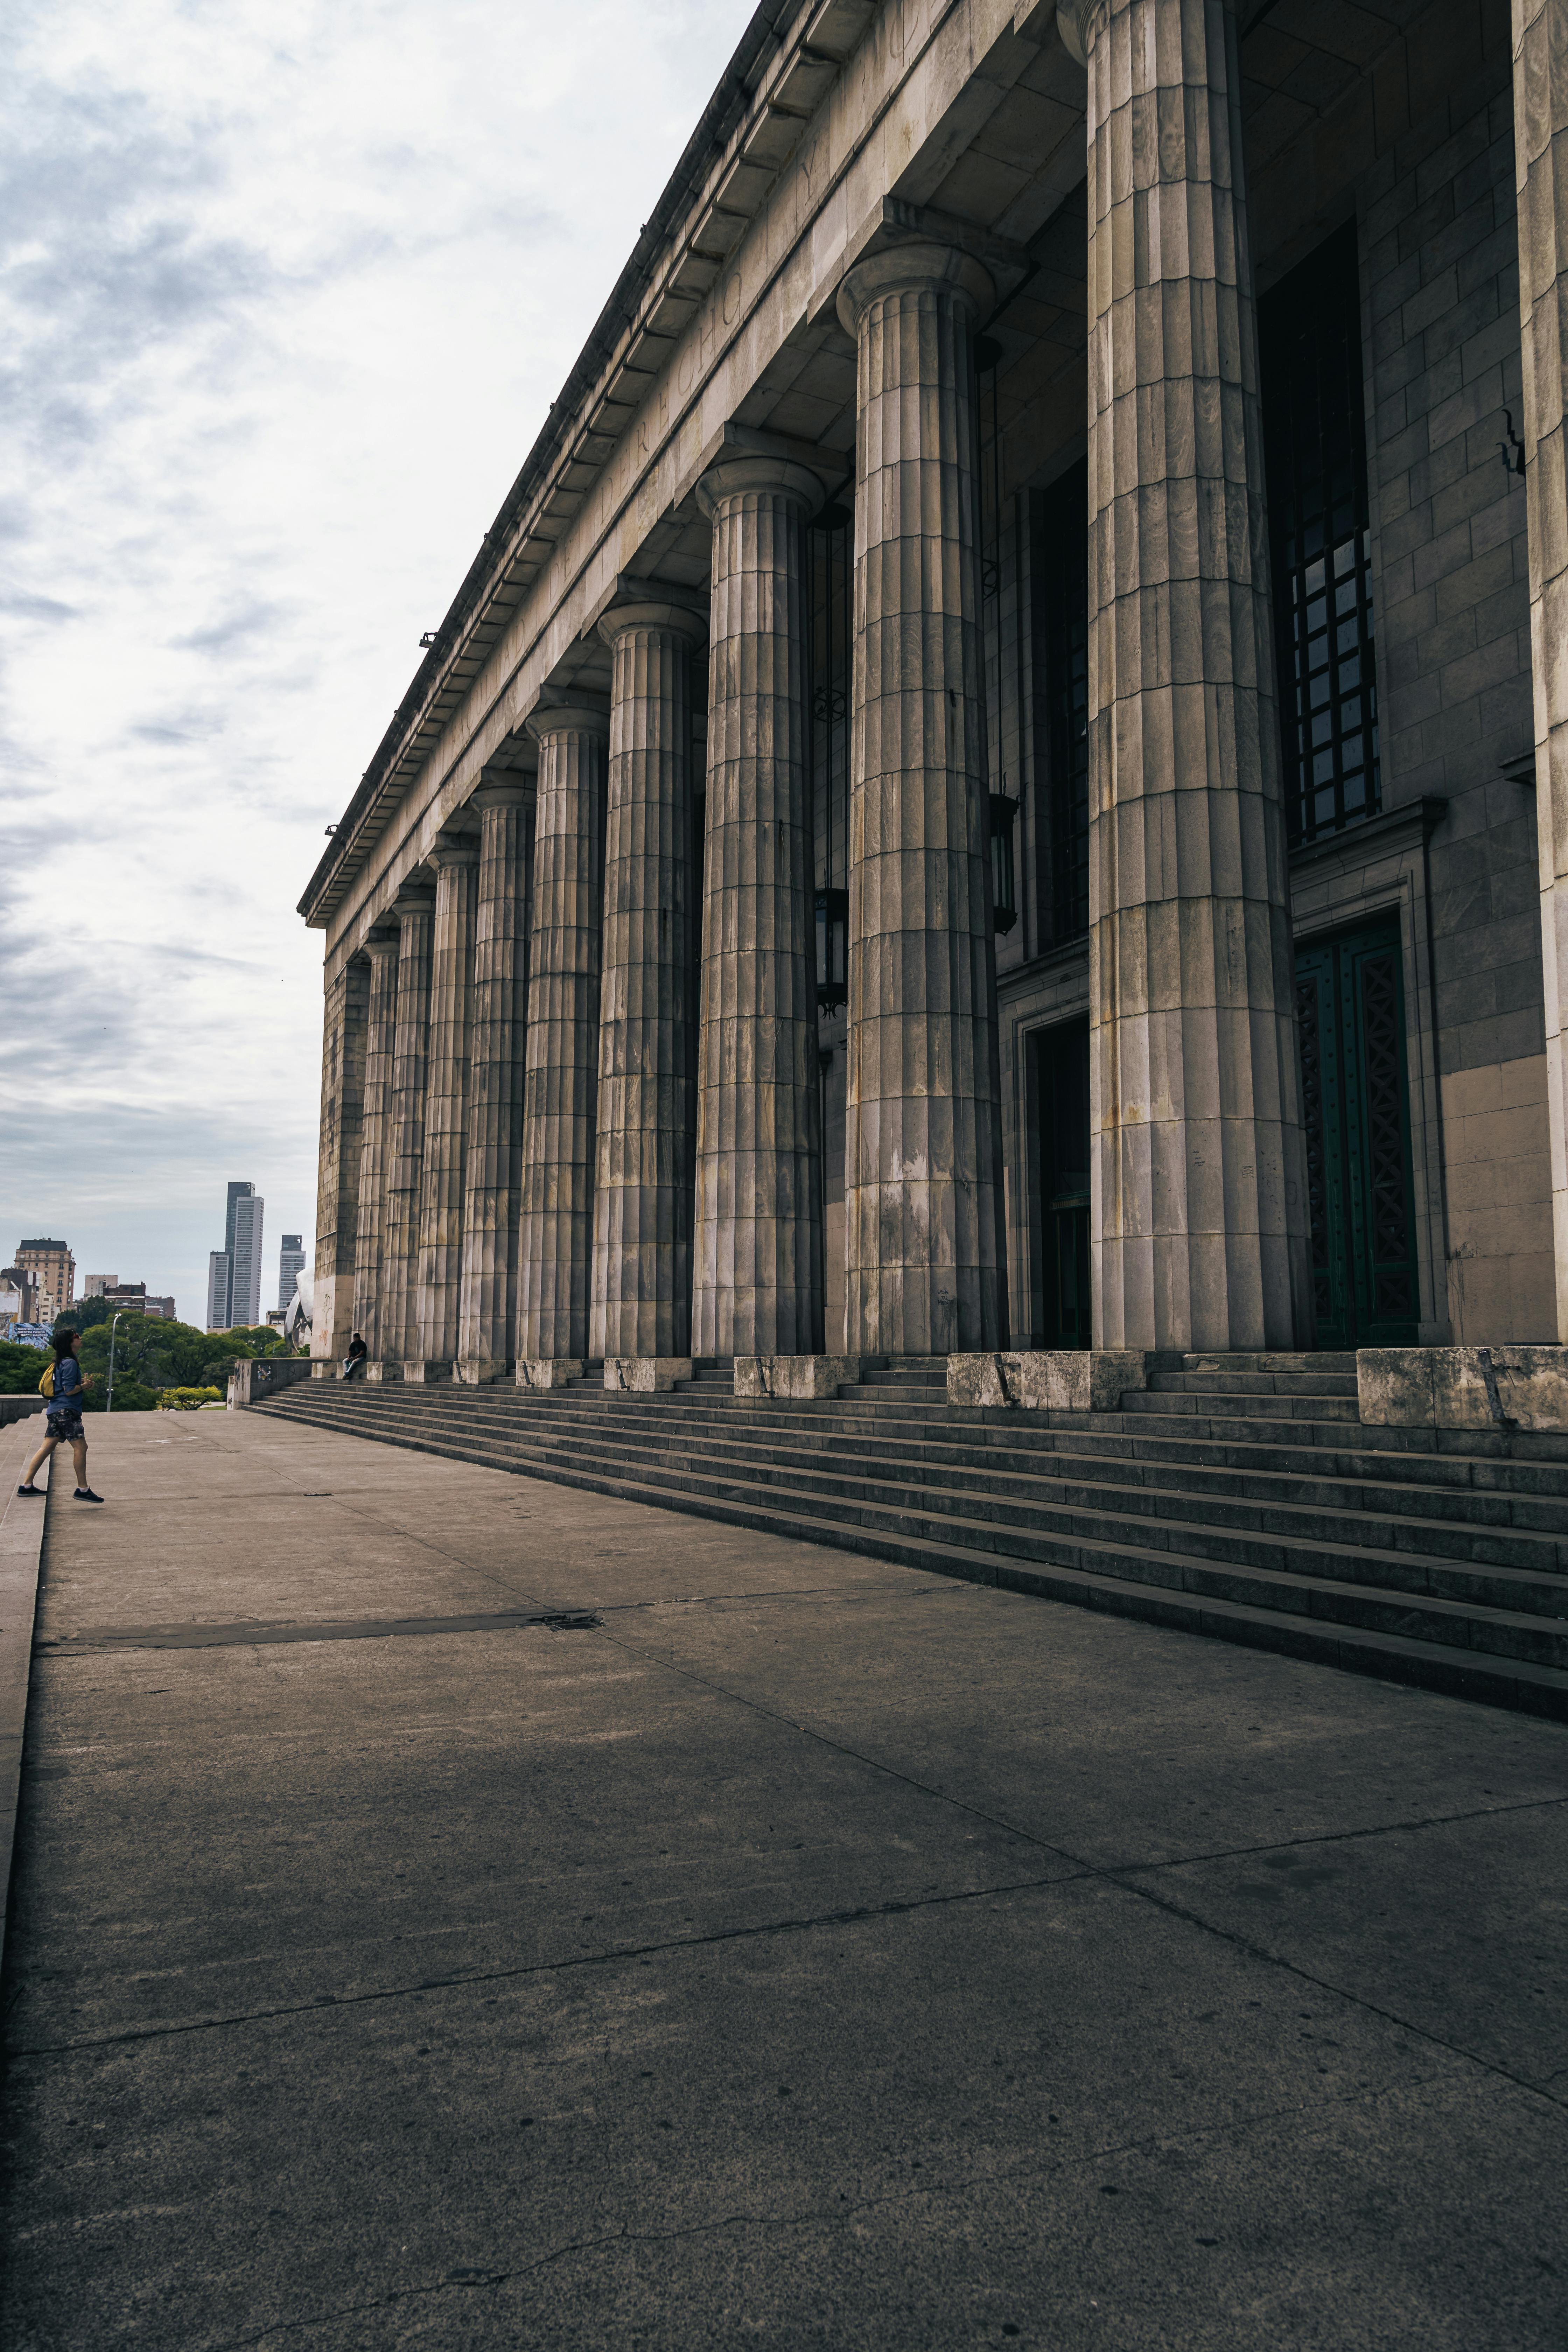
left=1361, top=46, right=1550, bottom=1341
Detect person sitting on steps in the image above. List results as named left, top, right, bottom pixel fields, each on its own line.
left=17, top=1326, right=103, bottom=1502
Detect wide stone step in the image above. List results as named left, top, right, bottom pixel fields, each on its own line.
left=269, top=1385, right=1568, bottom=1514
left=1150, top=1370, right=1359, bottom=1398
left=1122, top=1388, right=1364, bottom=1422
left=252, top=1393, right=1568, bottom=1719
left=288, top=1389, right=1568, bottom=1584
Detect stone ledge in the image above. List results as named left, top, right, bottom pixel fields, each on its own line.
left=947, top=1351, right=1152, bottom=1412
left=455, top=1358, right=512, bottom=1387
left=1359, top=1346, right=1568, bottom=1431
left=230, top=1358, right=314, bottom=1407
left=402, top=1360, right=455, bottom=1386
left=517, top=1358, right=584, bottom=1391
left=365, top=1361, right=402, bottom=1384
left=734, top=1355, right=860, bottom=1400
left=605, top=1358, right=693, bottom=1393
left=0, top=1397, right=45, bottom=1429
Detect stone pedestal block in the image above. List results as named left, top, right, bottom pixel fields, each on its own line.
left=1358, top=1345, right=1568, bottom=1430
left=379, top=884, right=437, bottom=1365
left=1067, top=0, right=1312, bottom=1352
left=1513, top=0, right=1568, bottom=1338
left=836, top=243, right=1006, bottom=1360
left=734, top=1354, right=860, bottom=1400
left=516, top=1357, right=585, bottom=1390
left=365, top=1360, right=402, bottom=1384
left=518, top=703, right=610, bottom=1363
left=351, top=932, right=400, bottom=1360
left=604, top=1357, right=694, bottom=1392
left=402, top=1359, right=455, bottom=1385
left=946, top=1350, right=1151, bottom=1412
left=455, top=1359, right=509, bottom=1386
left=692, top=456, right=825, bottom=1359
left=591, top=596, right=706, bottom=1362
left=457, top=781, right=533, bottom=1381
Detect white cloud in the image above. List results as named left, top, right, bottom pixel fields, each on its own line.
left=1, top=0, right=746, bottom=1320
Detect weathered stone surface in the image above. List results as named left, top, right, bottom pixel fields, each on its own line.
left=457, top=783, right=533, bottom=1385
left=692, top=457, right=825, bottom=1360
left=947, top=1350, right=1150, bottom=1412
left=1515, top=0, right=1568, bottom=1341
left=350, top=932, right=400, bottom=1362
left=517, top=703, right=609, bottom=1364
left=415, top=836, right=481, bottom=1372
left=603, top=1356, right=694, bottom=1392
left=364, top=1360, right=403, bottom=1384
left=515, top=1357, right=584, bottom=1390
left=836, top=243, right=1005, bottom=1360
left=401, top=1359, right=456, bottom=1386
left=1360, top=1344, right=1568, bottom=1430
left=310, top=954, right=370, bottom=1365
left=591, top=596, right=706, bottom=1363
left=377, top=883, right=436, bottom=1367
left=733, top=1354, right=859, bottom=1400
left=1079, top=0, right=1312, bottom=1352
left=227, top=1358, right=313, bottom=1407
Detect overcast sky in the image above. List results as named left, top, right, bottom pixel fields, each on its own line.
left=1, top=0, right=746, bottom=1324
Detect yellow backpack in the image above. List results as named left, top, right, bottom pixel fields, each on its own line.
left=37, top=1360, right=54, bottom=1399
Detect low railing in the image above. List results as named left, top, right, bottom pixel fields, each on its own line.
left=228, top=1357, right=315, bottom=1408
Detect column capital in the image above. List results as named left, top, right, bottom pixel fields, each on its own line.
left=695, top=454, right=826, bottom=523
left=1054, top=0, right=1103, bottom=65
left=364, top=924, right=401, bottom=957
left=836, top=241, right=995, bottom=338
left=596, top=584, right=707, bottom=651
left=524, top=693, right=610, bottom=745
left=391, top=881, right=436, bottom=917
left=469, top=778, right=532, bottom=812
left=429, top=831, right=481, bottom=870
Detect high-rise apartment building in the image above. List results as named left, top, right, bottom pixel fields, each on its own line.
left=15, top=1239, right=74, bottom=1323
left=210, top=1183, right=265, bottom=1329
left=277, top=1233, right=305, bottom=1313
left=206, top=1253, right=232, bottom=1332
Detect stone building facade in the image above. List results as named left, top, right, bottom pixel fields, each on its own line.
left=301, top=0, right=1568, bottom=1380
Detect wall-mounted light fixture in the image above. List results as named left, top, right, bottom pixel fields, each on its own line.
left=420, top=630, right=438, bottom=648
left=989, top=793, right=1019, bottom=934
left=816, top=888, right=848, bottom=1010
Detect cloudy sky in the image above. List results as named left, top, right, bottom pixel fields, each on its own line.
left=2, top=0, right=746, bottom=1324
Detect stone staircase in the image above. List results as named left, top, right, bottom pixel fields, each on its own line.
left=253, top=1351, right=1568, bottom=1720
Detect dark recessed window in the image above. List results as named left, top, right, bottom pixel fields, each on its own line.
left=1259, top=223, right=1380, bottom=847
left=1035, top=461, right=1090, bottom=943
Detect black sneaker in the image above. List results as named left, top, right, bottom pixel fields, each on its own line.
left=73, top=1488, right=104, bottom=1502
left=15, top=1484, right=42, bottom=1496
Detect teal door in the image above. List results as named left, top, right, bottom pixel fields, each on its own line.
left=1034, top=1020, right=1091, bottom=1349
left=1295, top=922, right=1420, bottom=1348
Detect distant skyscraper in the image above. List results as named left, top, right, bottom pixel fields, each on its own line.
left=208, top=1182, right=265, bottom=1329
left=206, top=1253, right=232, bottom=1331
left=277, top=1233, right=305, bottom=1313
left=15, top=1238, right=74, bottom=1322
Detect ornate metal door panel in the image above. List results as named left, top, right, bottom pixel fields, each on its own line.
left=1295, top=923, right=1419, bottom=1347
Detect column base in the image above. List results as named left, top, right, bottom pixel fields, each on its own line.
left=365, top=1361, right=402, bottom=1384
left=1358, top=1345, right=1568, bottom=1432
left=604, top=1357, right=693, bottom=1393
left=734, top=1355, right=860, bottom=1401
left=402, top=1359, right=454, bottom=1385
left=455, top=1357, right=512, bottom=1387
left=946, top=1351, right=1152, bottom=1412
left=516, top=1358, right=584, bottom=1390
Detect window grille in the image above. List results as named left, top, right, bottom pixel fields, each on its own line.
left=1259, top=224, right=1380, bottom=846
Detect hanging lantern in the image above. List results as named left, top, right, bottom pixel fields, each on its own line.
left=989, top=794, right=1019, bottom=934
left=816, top=888, right=848, bottom=1009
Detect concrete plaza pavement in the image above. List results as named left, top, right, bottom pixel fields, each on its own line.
left=1, top=1407, right=1566, bottom=2351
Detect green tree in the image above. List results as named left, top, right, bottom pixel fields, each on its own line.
left=0, top=1339, right=51, bottom=1396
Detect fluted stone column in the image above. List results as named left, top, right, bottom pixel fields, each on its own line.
left=1516, top=0, right=1568, bottom=1338
left=311, top=954, right=372, bottom=1364
left=516, top=701, right=609, bottom=1374
left=376, top=881, right=436, bottom=1372
left=1062, top=0, right=1311, bottom=1352
left=591, top=595, right=707, bottom=1370
left=350, top=928, right=401, bottom=1359
left=411, top=835, right=481, bottom=1378
left=692, top=456, right=826, bottom=1359
left=835, top=242, right=1006, bottom=1359
left=456, top=782, right=533, bottom=1383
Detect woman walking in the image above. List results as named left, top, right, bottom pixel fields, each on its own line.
left=16, top=1327, right=103, bottom=1502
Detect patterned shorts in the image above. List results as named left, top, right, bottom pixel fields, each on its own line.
left=45, top=1409, right=85, bottom=1444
